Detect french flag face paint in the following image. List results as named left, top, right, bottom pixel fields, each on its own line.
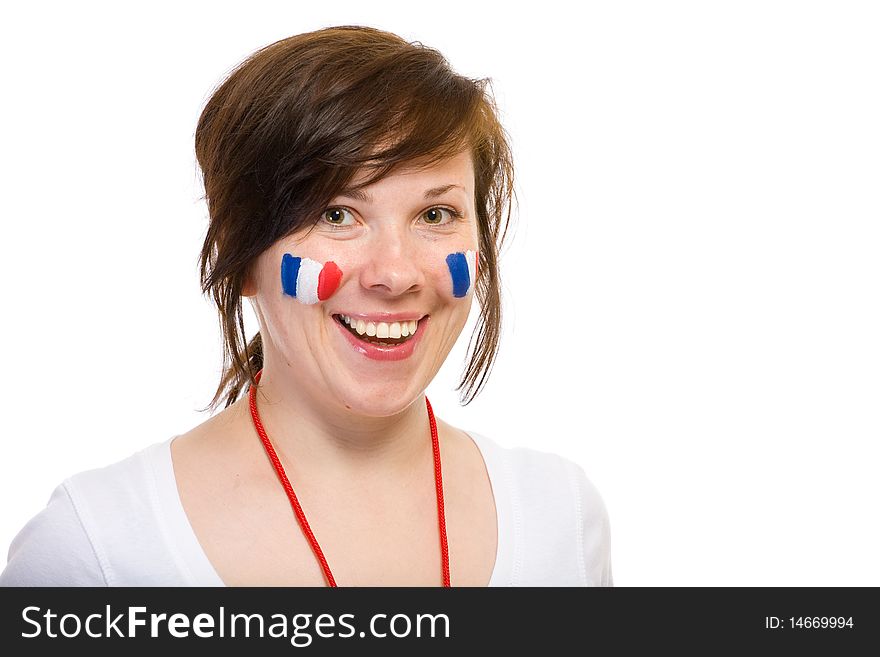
left=280, top=253, right=343, bottom=304
left=446, top=249, right=479, bottom=298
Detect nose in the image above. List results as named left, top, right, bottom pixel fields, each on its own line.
left=357, top=225, right=424, bottom=297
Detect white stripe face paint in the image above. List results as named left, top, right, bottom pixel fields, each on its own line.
left=295, top=257, right=323, bottom=305
left=465, top=250, right=477, bottom=292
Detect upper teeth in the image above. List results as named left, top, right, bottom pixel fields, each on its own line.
left=340, top=315, right=419, bottom=338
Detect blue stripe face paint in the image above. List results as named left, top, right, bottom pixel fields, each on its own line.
left=446, top=249, right=478, bottom=298
left=281, top=253, right=302, bottom=297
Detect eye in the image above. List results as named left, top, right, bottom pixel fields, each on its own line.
left=421, top=206, right=462, bottom=226
left=321, top=207, right=356, bottom=228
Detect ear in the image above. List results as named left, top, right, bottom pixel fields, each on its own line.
left=241, top=269, right=257, bottom=297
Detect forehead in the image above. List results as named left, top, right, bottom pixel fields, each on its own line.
left=341, top=149, right=475, bottom=198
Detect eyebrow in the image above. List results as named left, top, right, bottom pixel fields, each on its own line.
left=336, top=184, right=464, bottom=203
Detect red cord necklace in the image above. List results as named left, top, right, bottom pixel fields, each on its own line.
left=247, top=368, right=451, bottom=587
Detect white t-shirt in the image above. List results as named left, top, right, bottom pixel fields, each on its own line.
left=0, top=431, right=612, bottom=587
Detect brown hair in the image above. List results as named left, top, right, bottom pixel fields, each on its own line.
left=195, top=25, right=516, bottom=411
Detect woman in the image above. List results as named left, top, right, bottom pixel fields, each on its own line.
left=1, top=25, right=611, bottom=587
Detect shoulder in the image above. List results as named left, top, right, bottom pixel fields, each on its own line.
left=466, top=430, right=613, bottom=586
left=468, top=430, right=608, bottom=511
left=0, top=481, right=107, bottom=586
left=1, top=440, right=173, bottom=587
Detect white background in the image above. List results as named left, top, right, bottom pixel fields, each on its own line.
left=1, top=1, right=877, bottom=586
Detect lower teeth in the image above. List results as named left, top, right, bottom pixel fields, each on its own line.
left=362, top=335, right=407, bottom=346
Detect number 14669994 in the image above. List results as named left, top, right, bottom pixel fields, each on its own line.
left=765, top=616, right=854, bottom=629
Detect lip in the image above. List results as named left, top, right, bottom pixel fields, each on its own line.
left=332, top=314, right=429, bottom=362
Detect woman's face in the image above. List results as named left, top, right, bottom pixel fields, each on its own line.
left=247, top=149, right=479, bottom=417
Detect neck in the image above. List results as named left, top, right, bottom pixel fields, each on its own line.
left=240, top=367, right=432, bottom=482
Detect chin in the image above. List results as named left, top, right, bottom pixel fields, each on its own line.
left=334, top=384, right=424, bottom=418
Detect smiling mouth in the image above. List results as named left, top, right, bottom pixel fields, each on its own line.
left=332, top=315, right=423, bottom=347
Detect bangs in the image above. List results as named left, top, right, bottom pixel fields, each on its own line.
left=278, top=56, right=488, bottom=223
left=334, top=79, right=487, bottom=189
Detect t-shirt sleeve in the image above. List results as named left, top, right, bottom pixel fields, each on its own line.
left=571, top=463, right=613, bottom=586
left=0, top=483, right=108, bottom=586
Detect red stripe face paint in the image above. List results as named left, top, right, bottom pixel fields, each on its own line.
left=317, top=261, right=343, bottom=301
left=281, top=254, right=343, bottom=304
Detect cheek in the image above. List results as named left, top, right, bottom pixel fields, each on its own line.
left=445, top=249, right=479, bottom=298
left=279, top=249, right=479, bottom=301
left=280, top=253, right=343, bottom=304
